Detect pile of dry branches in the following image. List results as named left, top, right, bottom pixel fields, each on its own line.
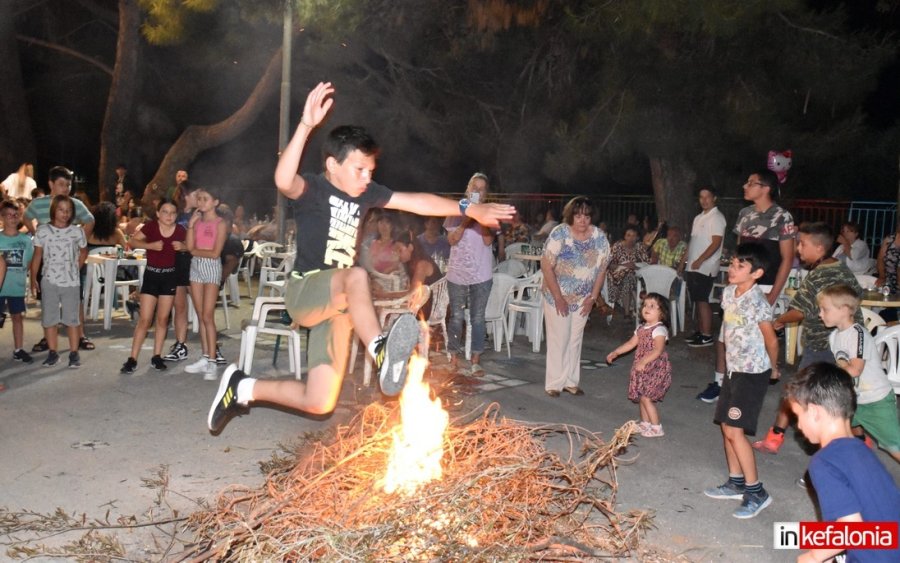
left=174, top=402, right=653, bottom=561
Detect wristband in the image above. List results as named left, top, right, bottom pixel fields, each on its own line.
left=458, top=198, right=471, bottom=217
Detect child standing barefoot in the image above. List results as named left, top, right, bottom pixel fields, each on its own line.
left=606, top=292, right=672, bottom=437
left=184, top=187, right=227, bottom=381
left=29, top=195, right=87, bottom=368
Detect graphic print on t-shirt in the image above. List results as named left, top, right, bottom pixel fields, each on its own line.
left=325, top=196, right=360, bottom=269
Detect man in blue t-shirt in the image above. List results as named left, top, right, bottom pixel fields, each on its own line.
left=786, top=362, right=900, bottom=563
left=207, top=81, right=515, bottom=433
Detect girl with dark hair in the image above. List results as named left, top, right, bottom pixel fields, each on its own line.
left=120, top=198, right=187, bottom=373
left=87, top=202, right=127, bottom=249
left=607, top=292, right=673, bottom=438
left=374, top=230, right=442, bottom=319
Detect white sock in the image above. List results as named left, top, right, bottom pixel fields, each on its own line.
left=237, top=378, right=256, bottom=405
left=714, top=371, right=724, bottom=385
left=367, top=335, right=384, bottom=360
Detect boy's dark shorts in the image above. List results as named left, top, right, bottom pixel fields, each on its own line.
left=0, top=296, right=26, bottom=315
left=714, top=369, right=771, bottom=435
left=685, top=271, right=715, bottom=304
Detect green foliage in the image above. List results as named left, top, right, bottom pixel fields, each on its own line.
left=139, top=0, right=221, bottom=45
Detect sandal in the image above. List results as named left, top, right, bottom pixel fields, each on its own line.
left=32, top=338, right=49, bottom=353
left=79, top=337, right=96, bottom=351
left=564, top=386, right=585, bottom=396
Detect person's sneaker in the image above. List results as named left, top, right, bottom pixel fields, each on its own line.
left=684, top=331, right=702, bottom=344
left=185, top=356, right=210, bottom=374
left=204, top=359, right=218, bottom=381
left=373, top=313, right=419, bottom=396
left=42, top=350, right=59, bottom=366
left=704, top=480, right=746, bottom=500
left=68, top=351, right=80, bottom=369
left=641, top=424, right=665, bottom=437
left=687, top=334, right=715, bottom=348
left=13, top=349, right=33, bottom=364
left=163, top=342, right=188, bottom=362
left=751, top=427, right=784, bottom=454
left=32, top=338, right=49, bottom=353
left=207, top=364, right=247, bottom=433
left=733, top=489, right=772, bottom=519
left=150, top=355, right=167, bottom=371
left=636, top=421, right=652, bottom=434
left=696, top=382, right=720, bottom=403
left=121, top=357, right=138, bottom=374
left=214, top=346, right=227, bottom=365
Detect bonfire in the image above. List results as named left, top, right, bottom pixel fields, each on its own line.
left=174, top=355, right=653, bottom=562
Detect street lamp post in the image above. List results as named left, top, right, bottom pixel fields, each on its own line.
left=276, top=0, right=293, bottom=245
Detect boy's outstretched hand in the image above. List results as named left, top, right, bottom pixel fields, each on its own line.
left=466, top=202, right=516, bottom=229
left=301, top=82, right=335, bottom=129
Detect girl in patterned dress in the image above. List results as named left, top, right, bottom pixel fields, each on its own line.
left=606, top=292, right=672, bottom=437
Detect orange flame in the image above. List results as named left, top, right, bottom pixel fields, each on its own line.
left=381, top=354, right=448, bottom=495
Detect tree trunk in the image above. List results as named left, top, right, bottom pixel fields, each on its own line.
left=648, top=155, right=697, bottom=234
left=146, top=48, right=283, bottom=191
left=0, top=1, right=37, bottom=174
left=98, top=0, right=141, bottom=202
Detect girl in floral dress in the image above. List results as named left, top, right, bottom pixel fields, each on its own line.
left=606, top=292, right=672, bottom=437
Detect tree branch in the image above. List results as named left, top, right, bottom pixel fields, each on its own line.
left=776, top=11, right=844, bottom=42
left=15, top=34, right=113, bottom=75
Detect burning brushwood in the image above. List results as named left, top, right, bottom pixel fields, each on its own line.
left=175, top=358, right=653, bottom=562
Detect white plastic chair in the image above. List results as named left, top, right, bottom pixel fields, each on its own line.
left=257, top=255, right=294, bottom=298
left=426, top=277, right=450, bottom=359
left=349, top=285, right=432, bottom=386
left=238, top=296, right=303, bottom=380
left=861, top=306, right=886, bottom=336
left=493, top=259, right=527, bottom=278
left=873, top=325, right=900, bottom=395
left=369, top=270, right=407, bottom=293
left=464, top=273, right=517, bottom=359
left=635, top=265, right=682, bottom=336
left=506, top=271, right=544, bottom=352
left=242, top=241, right=283, bottom=293
left=86, top=246, right=140, bottom=320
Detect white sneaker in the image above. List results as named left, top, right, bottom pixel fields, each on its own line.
left=204, top=359, right=218, bottom=381
left=185, top=356, right=209, bottom=374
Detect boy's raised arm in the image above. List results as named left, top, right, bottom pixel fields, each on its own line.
left=386, top=192, right=514, bottom=229
left=274, top=82, right=335, bottom=200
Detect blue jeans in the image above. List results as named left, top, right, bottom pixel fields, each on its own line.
left=447, top=278, right=493, bottom=356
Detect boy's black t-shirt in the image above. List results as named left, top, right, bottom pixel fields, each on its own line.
left=290, top=173, right=392, bottom=273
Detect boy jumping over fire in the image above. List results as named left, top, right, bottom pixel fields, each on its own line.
left=208, top=82, right=514, bottom=433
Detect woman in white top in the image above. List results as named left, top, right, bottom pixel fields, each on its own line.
left=833, top=221, right=872, bottom=274
left=1, top=163, right=37, bottom=200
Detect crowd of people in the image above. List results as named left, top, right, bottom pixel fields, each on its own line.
left=3, top=79, right=900, bottom=560
left=0, top=163, right=270, bottom=381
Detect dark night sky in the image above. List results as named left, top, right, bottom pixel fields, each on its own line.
left=13, top=0, right=900, bottom=214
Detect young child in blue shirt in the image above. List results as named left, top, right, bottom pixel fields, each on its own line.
left=786, top=362, right=900, bottom=563
left=0, top=199, right=34, bottom=363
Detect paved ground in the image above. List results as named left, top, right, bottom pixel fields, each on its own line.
left=1, top=293, right=899, bottom=561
